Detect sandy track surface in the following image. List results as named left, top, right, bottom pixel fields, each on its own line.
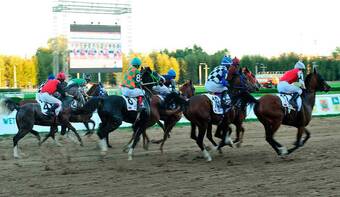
left=0, top=117, right=339, bottom=197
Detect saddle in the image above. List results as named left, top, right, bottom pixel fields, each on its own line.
left=278, top=93, right=302, bottom=112
left=37, top=100, right=58, bottom=117
left=122, top=96, right=148, bottom=111
left=204, top=94, right=232, bottom=114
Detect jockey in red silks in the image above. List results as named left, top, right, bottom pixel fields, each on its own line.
left=277, top=60, right=306, bottom=109
left=37, top=72, right=67, bottom=116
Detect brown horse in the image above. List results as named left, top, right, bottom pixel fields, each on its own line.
left=0, top=96, right=83, bottom=158
left=18, top=93, right=96, bottom=136
left=254, top=68, right=331, bottom=156
left=223, top=67, right=261, bottom=146
left=152, top=80, right=196, bottom=153
left=183, top=69, right=259, bottom=161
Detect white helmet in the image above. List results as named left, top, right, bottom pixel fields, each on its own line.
left=294, top=61, right=306, bottom=70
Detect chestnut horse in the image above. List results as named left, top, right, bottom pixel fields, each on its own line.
left=183, top=68, right=259, bottom=161
left=254, top=68, right=330, bottom=156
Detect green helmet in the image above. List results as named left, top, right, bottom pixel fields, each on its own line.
left=130, top=57, right=142, bottom=68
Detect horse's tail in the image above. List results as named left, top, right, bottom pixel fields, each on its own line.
left=0, top=98, right=20, bottom=115
left=73, top=96, right=103, bottom=115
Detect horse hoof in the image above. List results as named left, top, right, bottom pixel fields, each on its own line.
left=80, top=143, right=84, bottom=147
left=108, top=145, right=113, bottom=149
left=100, top=151, right=107, bottom=156
left=128, top=156, right=133, bottom=161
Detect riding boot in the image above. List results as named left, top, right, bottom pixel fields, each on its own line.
left=220, top=91, right=230, bottom=113
left=289, top=92, right=299, bottom=109
left=137, top=96, right=145, bottom=112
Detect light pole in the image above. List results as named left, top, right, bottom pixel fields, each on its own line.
left=199, top=63, right=209, bottom=85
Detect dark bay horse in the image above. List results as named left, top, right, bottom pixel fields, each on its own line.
left=0, top=96, right=83, bottom=158
left=183, top=68, right=259, bottom=161
left=74, top=68, right=183, bottom=160
left=254, top=68, right=330, bottom=156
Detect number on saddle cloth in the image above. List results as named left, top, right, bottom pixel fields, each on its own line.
left=41, top=101, right=58, bottom=116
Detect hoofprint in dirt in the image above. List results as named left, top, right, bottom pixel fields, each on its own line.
left=0, top=117, right=339, bottom=197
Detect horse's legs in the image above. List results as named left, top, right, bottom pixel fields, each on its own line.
left=50, top=126, right=62, bottom=147
left=13, top=129, right=30, bottom=158
left=190, top=122, right=197, bottom=141
left=65, top=122, right=83, bottom=146
left=60, top=125, right=67, bottom=136
left=106, top=132, right=112, bottom=148
left=39, top=127, right=54, bottom=146
left=30, top=129, right=41, bottom=144
left=142, top=130, right=150, bottom=151
left=150, top=121, right=166, bottom=144
left=160, top=119, right=178, bottom=153
left=128, top=127, right=145, bottom=160
left=84, top=119, right=96, bottom=136
left=288, top=127, right=306, bottom=154
left=196, top=123, right=212, bottom=162
left=302, top=128, right=311, bottom=145
left=98, top=119, right=120, bottom=155
left=206, top=123, right=218, bottom=147
left=264, top=124, right=286, bottom=156
left=234, top=123, right=245, bottom=147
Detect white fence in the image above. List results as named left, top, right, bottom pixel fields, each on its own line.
left=1, top=94, right=340, bottom=135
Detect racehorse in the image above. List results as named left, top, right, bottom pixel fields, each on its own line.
left=183, top=67, right=259, bottom=161
left=86, top=83, right=108, bottom=98
left=218, top=67, right=261, bottom=146
left=18, top=89, right=96, bottom=136
left=73, top=68, right=183, bottom=160
left=254, top=68, right=330, bottom=156
left=0, top=96, right=83, bottom=158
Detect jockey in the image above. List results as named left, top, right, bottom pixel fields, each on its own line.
left=277, top=60, right=306, bottom=109
left=205, top=55, right=233, bottom=111
left=121, top=57, right=145, bottom=111
left=152, top=69, right=177, bottom=97
left=163, top=69, right=177, bottom=92
left=54, top=72, right=68, bottom=99
left=37, top=75, right=67, bottom=117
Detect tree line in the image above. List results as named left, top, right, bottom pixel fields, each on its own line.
left=1, top=38, right=339, bottom=88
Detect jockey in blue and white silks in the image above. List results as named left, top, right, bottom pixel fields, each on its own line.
left=205, top=55, right=233, bottom=110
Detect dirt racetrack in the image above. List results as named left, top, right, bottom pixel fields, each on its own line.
left=0, top=117, right=339, bottom=197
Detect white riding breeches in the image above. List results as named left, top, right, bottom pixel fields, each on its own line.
left=37, top=92, right=62, bottom=115
left=205, top=81, right=228, bottom=93
left=277, top=81, right=302, bottom=95
left=121, top=87, right=145, bottom=97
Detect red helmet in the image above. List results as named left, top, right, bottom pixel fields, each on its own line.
left=232, top=57, right=240, bottom=66
left=56, top=72, right=66, bottom=80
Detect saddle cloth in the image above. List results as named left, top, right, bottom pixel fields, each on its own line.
left=204, top=93, right=231, bottom=114
left=122, top=96, right=138, bottom=111
left=278, top=94, right=302, bottom=111
left=37, top=100, right=54, bottom=116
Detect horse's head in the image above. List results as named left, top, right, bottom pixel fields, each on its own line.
left=242, top=67, right=261, bottom=91
left=228, top=67, right=259, bottom=93
left=179, top=80, right=195, bottom=98
left=305, top=68, right=331, bottom=92
left=140, top=67, right=161, bottom=91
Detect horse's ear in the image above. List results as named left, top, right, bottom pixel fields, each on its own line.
left=313, top=67, right=317, bottom=74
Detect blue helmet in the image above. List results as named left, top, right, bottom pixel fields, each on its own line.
left=167, top=69, right=176, bottom=78
left=130, top=57, right=142, bottom=68
left=220, top=55, right=232, bottom=66
left=48, top=74, right=55, bottom=80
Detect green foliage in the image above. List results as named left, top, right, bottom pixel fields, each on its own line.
left=36, top=47, right=53, bottom=84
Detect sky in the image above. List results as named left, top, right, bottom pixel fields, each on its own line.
left=0, top=0, right=339, bottom=58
